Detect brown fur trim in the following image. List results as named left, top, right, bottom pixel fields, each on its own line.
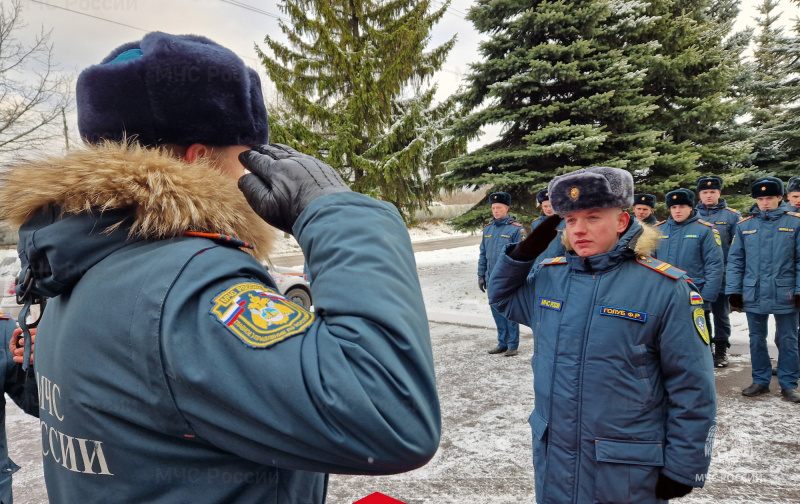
left=560, top=220, right=661, bottom=256
left=0, top=141, right=275, bottom=261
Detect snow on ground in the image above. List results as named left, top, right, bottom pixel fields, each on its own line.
left=6, top=224, right=800, bottom=503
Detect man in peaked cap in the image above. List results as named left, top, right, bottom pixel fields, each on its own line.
left=632, top=193, right=658, bottom=226
left=694, top=175, right=741, bottom=368
left=479, top=192, right=527, bottom=356
left=727, top=177, right=800, bottom=403
left=655, top=188, right=724, bottom=348
left=0, top=32, right=440, bottom=503
left=488, top=167, right=716, bottom=503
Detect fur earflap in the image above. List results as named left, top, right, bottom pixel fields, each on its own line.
left=0, top=142, right=275, bottom=261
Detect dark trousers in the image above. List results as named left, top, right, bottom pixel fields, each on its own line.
left=706, top=294, right=731, bottom=348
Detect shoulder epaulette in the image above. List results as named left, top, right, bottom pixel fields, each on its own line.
left=539, top=256, right=567, bottom=266
left=483, top=222, right=491, bottom=228
left=697, top=219, right=715, bottom=228
left=788, top=212, right=800, bottom=218
left=512, top=222, right=522, bottom=227
left=737, top=216, right=754, bottom=224
left=726, top=207, right=739, bottom=213
left=635, top=255, right=690, bottom=281
left=655, top=220, right=667, bottom=226
left=0, top=312, right=10, bottom=320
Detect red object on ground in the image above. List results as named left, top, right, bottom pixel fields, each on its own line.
left=353, top=492, right=406, bottom=504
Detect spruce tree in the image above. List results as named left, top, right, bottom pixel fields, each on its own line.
left=446, top=0, right=664, bottom=228
left=633, top=0, right=750, bottom=195
left=767, top=0, right=800, bottom=176
left=257, top=0, right=465, bottom=219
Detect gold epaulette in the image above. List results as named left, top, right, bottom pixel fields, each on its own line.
left=697, top=219, right=715, bottom=228
left=737, top=215, right=754, bottom=224
left=539, top=256, right=567, bottom=266
left=636, top=256, right=690, bottom=281
left=0, top=312, right=9, bottom=320
left=483, top=222, right=491, bottom=228
left=512, top=222, right=523, bottom=227
left=788, top=212, right=800, bottom=218
left=655, top=220, right=667, bottom=226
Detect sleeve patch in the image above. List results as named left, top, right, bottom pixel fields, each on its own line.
left=210, top=282, right=315, bottom=348
left=714, top=233, right=721, bottom=246
left=690, top=291, right=704, bottom=305
left=694, top=308, right=710, bottom=345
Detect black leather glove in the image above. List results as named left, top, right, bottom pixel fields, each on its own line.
left=729, top=293, right=744, bottom=312
left=655, top=473, right=693, bottom=500
left=478, top=276, right=487, bottom=293
left=794, top=294, right=800, bottom=310
left=238, top=144, right=350, bottom=234
left=510, top=215, right=562, bottom=261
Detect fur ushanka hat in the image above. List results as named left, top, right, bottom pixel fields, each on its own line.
left=548, top=167, right=633, bottom=215
left=77, top=32, right=269, bottom=147
left=750, top=177, right=784, bottom=198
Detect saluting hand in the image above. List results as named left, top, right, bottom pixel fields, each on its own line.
left=513, top=214, right=562, bottom=260
left=238, top=144, right=350, bottom=235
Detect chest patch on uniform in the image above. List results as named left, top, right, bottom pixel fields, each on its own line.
left=693, top=308, right=710, bottom=345
left=501, top=234, right=511, bottom=238
left=660, top=235, right=669, bottom=239
left=690, top=291, right=704, bottom=305
left=715, top=221, right=727, bottom=225
left=742, top=229, right=757, bottom=235
left=684, top=234, right=699, bottom=239
left=210, top=282, right=315, bottom=348
left=599, top=306, right=646, bottom=323
left=484, top=234, right=492, bottom=238
left=539, top=297, right=563, bottom=311
left=779, top=228, right=795, bottom=232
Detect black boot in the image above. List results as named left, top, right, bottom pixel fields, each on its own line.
left=713, top=343, right=728, bottom=368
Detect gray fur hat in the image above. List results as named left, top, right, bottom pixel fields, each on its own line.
left=548, top=167, right=633, bottom=215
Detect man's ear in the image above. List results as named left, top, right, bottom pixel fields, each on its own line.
left=185, top=143, right=211, bottom=163
left=617, top=210, right=631, bottom=233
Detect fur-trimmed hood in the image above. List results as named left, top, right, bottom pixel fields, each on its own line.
left=0, top=142, right=275, bottom=260
left=0, top=142, right=276, bottom=297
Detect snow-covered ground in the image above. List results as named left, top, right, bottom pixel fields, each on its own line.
left=5, top=223, right=800, bottom=503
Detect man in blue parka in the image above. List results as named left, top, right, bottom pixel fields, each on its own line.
left=0, top=316, right=39, bottom=504
left=655, top=188, right=724, bottom=314
left=694, top=176, right=741, bottom=367
left=531, top=189, right=556, bottom=231
left=489, top=167, right=716, bottom=503
left=633, top=193, right=658, bottom=226
left=0, top=33, right=440, bottom=503
left=726, top=177, right=800, bottom=403
left=479, top=192, right=526, bottom=356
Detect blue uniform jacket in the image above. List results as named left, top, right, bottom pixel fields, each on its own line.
left=695, top=200, right=741, bottom=262
left=488, top=221, right=716, bottom=504
left=0, top=316, right=39, bottom=504
left=2, top=145, right=440, bottom=504
left=654, top=212, right=724, bottom=303
left=726, top=203, right=800, bottom=315
left=478, top=215, right=525, bottom=279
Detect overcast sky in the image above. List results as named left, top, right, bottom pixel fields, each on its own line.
left=14, top=0, right=800, bottom=151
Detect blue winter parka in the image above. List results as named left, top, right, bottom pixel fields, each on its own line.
left=725, top=202, right=800, bottom=315
left=488, top=220, right=716, bottom=504
left=0, top=144, right=440, bottom=504
left=654, top=212, right=724, bottom=303
left=694, top=200, right=741, bottom=262
left=0, top=316, right=39, bottom=504
left=478, top=215, right=526, bottom=279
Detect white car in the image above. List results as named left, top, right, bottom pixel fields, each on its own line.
left=265, top=265, right=313, bottom=310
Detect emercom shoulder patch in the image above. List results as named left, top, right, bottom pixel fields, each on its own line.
left=693, top=307, right=710, bottom=345
left=210, top=282, right=315, bottom=348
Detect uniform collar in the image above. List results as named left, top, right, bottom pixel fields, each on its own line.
left=752, top=202, right=789, bottom=221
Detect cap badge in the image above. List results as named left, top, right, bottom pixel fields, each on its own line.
left=707, top=181, right=712, bottom=186
left=762, top=186, right=766, bottom=191
left=641, top=197, right=645, bottom=201
left=672, top=195, right=677, bottom=200
left=570, top=187, right=579, bottom=199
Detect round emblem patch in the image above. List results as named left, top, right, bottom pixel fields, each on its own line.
left=693, top=307, right=710, bottom=345
left=762, top=186, right=766, bottom=191
left=570, top=187, right=579, bottom=199
left=707, top=181, right=712, bottom=186
left=672, top=195, right=677, bottom=200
